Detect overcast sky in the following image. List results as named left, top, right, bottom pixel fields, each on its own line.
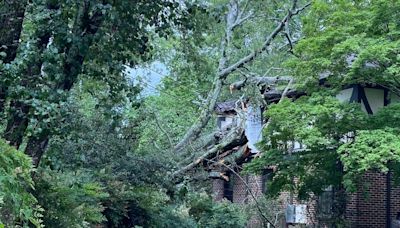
left=125, top=61, right=169, bottom=96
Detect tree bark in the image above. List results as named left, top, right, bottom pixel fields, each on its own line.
left=0, top=0, right=27, bottom=63
left=0, top=0, right=28, bottom=113
left=3, top=101, right=30, bottom=148
left=173, top=0, right=243, bottom=153
left=172, top=118, right=246, bottom=178
left=3, top=31, right=51, bottom=148
left=24, top=1, right=106, bottom=164
left=25, top=134, right=49, bottom=167
left=173, top=0, right=310, bottom=154
left=230, top=76, right=293, bottom=91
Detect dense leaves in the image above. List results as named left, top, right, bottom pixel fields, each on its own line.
left=4, top=0, right=400, bottom=226
left=0, top=139, right=42, bottom=227
left=247, top=0, right=400, bottom=203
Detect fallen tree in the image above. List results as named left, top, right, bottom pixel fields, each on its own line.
left=173, top=0, right=311, bottom=154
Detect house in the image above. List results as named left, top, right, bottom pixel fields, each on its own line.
left=207, top=84, right=400, bottom=227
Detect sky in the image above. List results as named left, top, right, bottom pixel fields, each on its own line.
left=125, top=61, right=169, bottom=96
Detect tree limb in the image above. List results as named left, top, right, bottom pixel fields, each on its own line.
left=153, top=112, right=174, bottom=148
left=174, top=1, right=311, bottom=153
left=230, top=75, right=293, bottom=91
left=262, top=78, right=293, bottom=131
left=218, top=1, right=310, bottom=79
left=172, top=117, right=246, bottom=178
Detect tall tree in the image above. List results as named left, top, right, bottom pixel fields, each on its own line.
left=0, top=0, right=27, bottom=113
left=1, top=0, right=188, bottom=166
left=171, top=0, right=310, bottom=177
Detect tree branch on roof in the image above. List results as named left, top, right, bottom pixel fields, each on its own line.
left=174, top=1, right=310, bottom=154
left=172, top=115, right=246, bottom=178
left=230, top=75, right=293, bottom=91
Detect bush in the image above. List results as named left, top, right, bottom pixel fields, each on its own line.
left=188, top=192, right=248, bottom=228
left=34, top=169, right=108, bottom=228
left=0, top=139, right=43, bottom=227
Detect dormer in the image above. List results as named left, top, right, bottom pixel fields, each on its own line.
left=215, top=101, right=238, bottom=131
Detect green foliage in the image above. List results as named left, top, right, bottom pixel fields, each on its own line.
left=246, top=94, right=367, bottom=198
left=34, top=169, right=108, bottom=228
left=0, top=139, right=42, bottom=227
left=248, top=0, right=400, bottom=203
left=187, top=192, right=248, bottom=228
left=288, top=0, right=400, bottom=91
left=338, top=128, right=400, bottom=191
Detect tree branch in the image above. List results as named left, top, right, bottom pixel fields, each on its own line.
left=262, top=78, right=293, bottom=131
left=173, top=1, right=311, bottom=154
left=172, top=117, right=246, bottom=178
left=218, top=1, right=311, bottom=79
left=230, top=75, right=293, bottom=91
left=153, top=112, right=174, bottom=148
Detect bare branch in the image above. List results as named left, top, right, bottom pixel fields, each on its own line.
left=230, top=75, right=293, bottom=91
left=153, top=113, right=174, bottom=148
left=172, top=118, right=246, bottom=177
left=262, top=78, right=293, bottom=130
left=218, top=1, right=311, bottom=79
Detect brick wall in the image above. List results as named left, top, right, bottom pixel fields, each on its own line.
left=279, top=191, right=318, bottom=226
left=232, top=174, right=263, bottom=204
left=211, top=172, right=264, bottom=227
left=345, top=171, right=400, bottom=228
left=212, top=170, right=400, bottom=227
left=212, top=179, right=225, bottom=201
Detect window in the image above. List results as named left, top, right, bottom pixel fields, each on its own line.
left=262, top=169, right=273, bottom=193
left=317, top=186, right=334, bottom=218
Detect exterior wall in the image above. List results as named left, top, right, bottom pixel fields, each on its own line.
left=345, top=171, right=400, bottom=228
left=211, top=174, right=263, bottom=204
left=232, top=174, right=263, bottom=204
left=211, top=173, right=264, bottom=227
left=212, top=179, right=225, bottom=201
left=212, top=171, right=400, bottom=227
left=279, top=191, right=318, bottom=226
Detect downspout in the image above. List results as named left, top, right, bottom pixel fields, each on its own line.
left=387, top=170, right=391, bottom=228
left=385, top=89, right=391, bottom=228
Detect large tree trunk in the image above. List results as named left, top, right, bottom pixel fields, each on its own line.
left=0, top=0, right=28, bottom=113
left=3, top=101, right=30, bottom=148
left=24, top=1, right=105, bottom=165
left=0, top=0, right=27, bottom=63
left=3, top=31, right=51, bottom=148
left=25, top=134, right=49, bottom=167
left=0, top=87, right=7, bottom=115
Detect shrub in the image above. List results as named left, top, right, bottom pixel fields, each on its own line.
left=0, top=139, right=43, bottom=227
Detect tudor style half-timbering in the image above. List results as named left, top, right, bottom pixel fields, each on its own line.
left=209, top=84, right=400, bottom=227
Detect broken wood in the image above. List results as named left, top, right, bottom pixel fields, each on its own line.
left=174, top=0, right=310, bottom=153
left=172, top=117, right=246, bottom=178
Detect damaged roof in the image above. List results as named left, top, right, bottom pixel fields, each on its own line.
left=214, top=100, right=239, bottom=115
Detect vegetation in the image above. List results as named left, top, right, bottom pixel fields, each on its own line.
left=1, top=0, right=400, bottom=227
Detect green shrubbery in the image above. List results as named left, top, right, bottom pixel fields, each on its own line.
left=0, top=139, right=42, bottom=227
